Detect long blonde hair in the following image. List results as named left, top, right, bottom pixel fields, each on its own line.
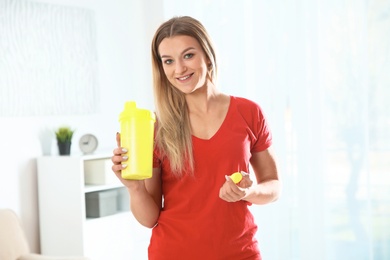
left=151, top=16, right=218, bottom=176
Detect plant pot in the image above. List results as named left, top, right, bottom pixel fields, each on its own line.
left=58, top=141, right=71, bottom=155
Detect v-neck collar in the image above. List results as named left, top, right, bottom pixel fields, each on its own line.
left=192, top=96, right=233, bottom=142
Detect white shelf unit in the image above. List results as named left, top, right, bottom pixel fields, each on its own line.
left=37, top=154, right=149, bottom=259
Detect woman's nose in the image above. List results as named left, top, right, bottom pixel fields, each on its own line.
left=175, top=60, right=187, bottom=74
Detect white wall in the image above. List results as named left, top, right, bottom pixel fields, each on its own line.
left=0, top=0, right=163, bottom=253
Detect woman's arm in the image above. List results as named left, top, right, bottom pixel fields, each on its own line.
left=243, top=147, right=281, bottom=204
left=111, top=133, right=162, bottom=228
left=124, top=168, right=162, bottom=228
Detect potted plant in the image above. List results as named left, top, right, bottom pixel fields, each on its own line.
left=55, top=126, right=75, bottom=155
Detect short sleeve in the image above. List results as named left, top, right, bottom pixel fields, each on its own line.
left=251, top=104, right=272, bottom=153
left=234, top=97, right=272, bottom=153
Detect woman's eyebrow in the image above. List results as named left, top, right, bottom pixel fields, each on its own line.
left=160, top=47, right=196, bottom=59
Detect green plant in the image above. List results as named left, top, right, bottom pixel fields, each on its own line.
left=55, top=126, right=75, bottom=143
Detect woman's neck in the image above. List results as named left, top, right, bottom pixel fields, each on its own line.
left=185, top=82, right=227, bottom=114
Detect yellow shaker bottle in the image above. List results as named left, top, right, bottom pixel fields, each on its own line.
left=119, top=101, right=156, bottom=179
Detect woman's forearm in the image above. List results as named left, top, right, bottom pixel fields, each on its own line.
left=243, top=179, right=281, bottom=205
left=127, top=184, right=161, bottom=228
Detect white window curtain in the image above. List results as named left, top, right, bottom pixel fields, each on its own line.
left=163, top=0, right=390, bottom=259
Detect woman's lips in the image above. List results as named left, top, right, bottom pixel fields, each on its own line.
left=177, top=73, right=193, bottom=81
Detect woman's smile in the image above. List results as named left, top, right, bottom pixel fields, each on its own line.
left=176, top=73, right=194, bottom=82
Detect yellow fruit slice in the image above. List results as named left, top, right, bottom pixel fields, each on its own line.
left=230, top=172, right=242, bottom=184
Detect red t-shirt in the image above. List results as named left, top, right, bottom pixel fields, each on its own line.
left=149, top=96, right=272, bottom=260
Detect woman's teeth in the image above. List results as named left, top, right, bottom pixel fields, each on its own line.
left=178, top=74, right=191, bottom=80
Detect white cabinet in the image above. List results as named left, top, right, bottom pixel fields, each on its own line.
left=37, top=154, right=151, bottom=259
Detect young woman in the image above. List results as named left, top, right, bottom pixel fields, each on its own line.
left=111, top=16, right=281, bottom=260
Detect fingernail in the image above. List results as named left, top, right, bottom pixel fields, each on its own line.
left=122, top=148, right=128, bottom=153
left=225, top=175, right=230, bottom=181
left=122, top=156, right=128, bottom=160
left=241, top=171, right=249, bottom=176
left=122, top=164, right=127, bottom=168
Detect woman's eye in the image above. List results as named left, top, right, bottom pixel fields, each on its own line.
left=184, top=53, right=193, bottom=59
left=164, top=59, right=173, bottom=65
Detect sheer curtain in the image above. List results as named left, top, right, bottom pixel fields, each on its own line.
left=163, top=0, right=390, bottom=259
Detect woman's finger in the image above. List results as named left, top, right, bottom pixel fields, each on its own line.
left=116, top=132, right=121, bottom=147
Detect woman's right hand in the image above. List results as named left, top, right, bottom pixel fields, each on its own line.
left=111, top=132, right=144, bottom=188
left=111, top=132, right=126, bottom=176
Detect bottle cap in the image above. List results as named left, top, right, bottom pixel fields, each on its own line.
left=230, top=172, right=242, bottom=184
left=119, top=101, right=155, bottom=122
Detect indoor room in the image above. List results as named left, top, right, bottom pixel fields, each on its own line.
left=0, top=0, right=389, bottom=259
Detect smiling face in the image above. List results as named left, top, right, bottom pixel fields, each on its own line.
left=158, top=35, right=211, bottom=94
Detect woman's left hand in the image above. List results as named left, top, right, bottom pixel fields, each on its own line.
left=219, top=171, right=253, bottom=202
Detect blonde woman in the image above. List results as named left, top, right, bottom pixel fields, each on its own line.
left=111, top=16, right=281, bottom=260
